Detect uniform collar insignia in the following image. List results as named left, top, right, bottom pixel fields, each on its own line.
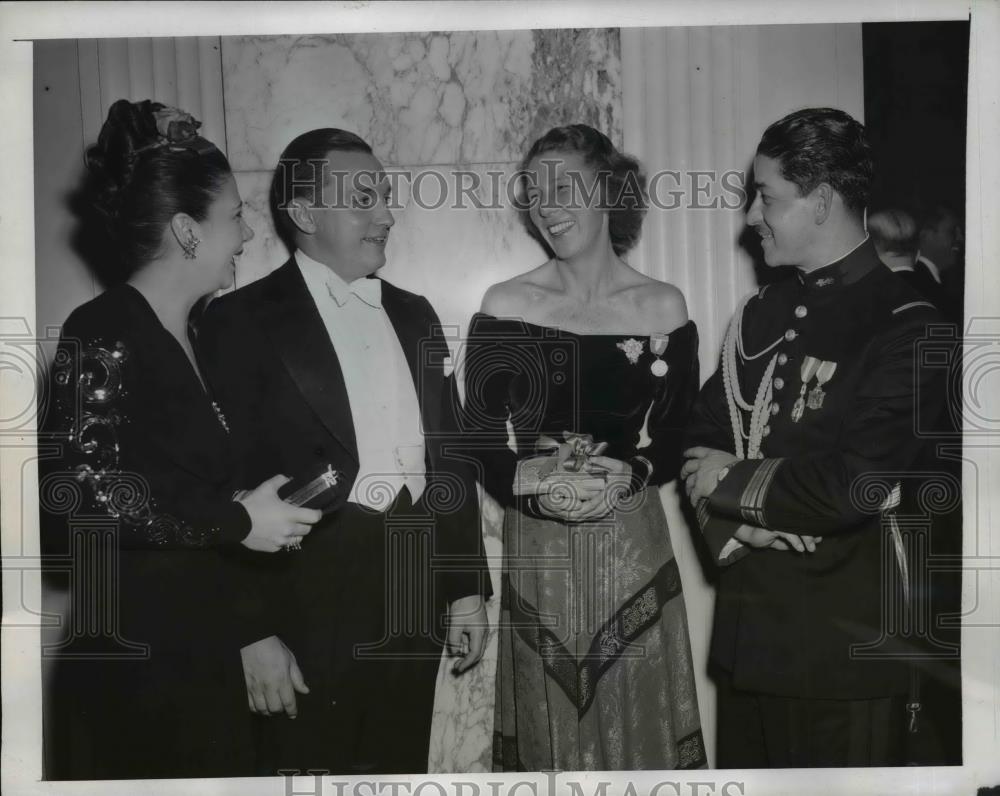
left=799, top=237, right=880, bottom=292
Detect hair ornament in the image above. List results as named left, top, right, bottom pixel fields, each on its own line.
left=133, top=106, right=216, bottom=159
left=153, top=106, right=201, bottom=141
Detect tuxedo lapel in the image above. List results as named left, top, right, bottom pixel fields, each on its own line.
left=258, top=259, right=359, bottom=462
left=379, top=280, right=443, bottom=440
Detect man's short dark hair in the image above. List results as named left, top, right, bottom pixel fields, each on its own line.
left=270, top=128, right=373, bottom=245
left=757, top=107, right=872, bottom=213
left=917, top=201, right=962, bottom=235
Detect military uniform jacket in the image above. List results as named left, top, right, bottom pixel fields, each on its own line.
left=688, top=239, right=946, bottom=699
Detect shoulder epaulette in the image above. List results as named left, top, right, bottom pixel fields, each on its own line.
left=892, top=300, right=936, bottom=315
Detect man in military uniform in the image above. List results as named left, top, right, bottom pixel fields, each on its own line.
left=681, top=108, right=947, bottom=768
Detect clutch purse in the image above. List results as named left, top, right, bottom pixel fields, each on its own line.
left=277, top=463, right=343, bottom=514
left=512, top=454, right=608, bottom=496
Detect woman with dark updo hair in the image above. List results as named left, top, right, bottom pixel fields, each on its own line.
left=463, top=124, right=705, bottom=769
left=42, top=99, right=321, bottom=779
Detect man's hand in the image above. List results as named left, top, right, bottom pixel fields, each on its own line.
left=734, top=524, right=823, bottom=553
left=681, top=447, right=740, bottom=502
left=240, top=635, right=309, bottom=718
left=447, top=595, right=489, bottom=674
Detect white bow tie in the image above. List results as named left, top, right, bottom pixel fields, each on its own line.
left=328, top=276, right=382, bottom=308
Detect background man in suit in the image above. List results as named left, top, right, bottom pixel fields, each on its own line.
left=200, top=129, right=491, bottom=775
left=868, top=206, right=922, bottom=279
left=681, top=108, right=946, bottom=767
left=915, top=202, right=965, bottom=323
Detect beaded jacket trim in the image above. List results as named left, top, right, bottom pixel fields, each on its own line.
left=49, top=339, right=216, bottom=547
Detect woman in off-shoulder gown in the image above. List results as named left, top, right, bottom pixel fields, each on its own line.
left=463, top=124, right=706, bottom=771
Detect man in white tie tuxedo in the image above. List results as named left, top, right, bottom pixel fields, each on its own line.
left=199, top=129, right=491, bottom=774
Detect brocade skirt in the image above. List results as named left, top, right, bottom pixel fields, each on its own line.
left=493, top=487, right=706, bottom=771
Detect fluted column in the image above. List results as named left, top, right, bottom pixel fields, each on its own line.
left=77, top=37, right=227, bottom=153
left=622, top=24, right=863, bottom=379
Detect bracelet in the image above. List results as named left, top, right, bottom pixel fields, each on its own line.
left=628, top=455, right=654, bottom=494
left=525, top=495, right=541, bottom=518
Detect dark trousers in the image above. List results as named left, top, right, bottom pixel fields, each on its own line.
left=258, top=489, right=446, bottom=775
left=716, top=672, right=905, bottom=768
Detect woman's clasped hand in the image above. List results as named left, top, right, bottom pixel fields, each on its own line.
left=237, top=474, right=322, bottom=552
left=535, top=446, right=633, bottom=523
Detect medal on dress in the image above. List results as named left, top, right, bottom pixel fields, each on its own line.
left=791, top=356, right=820, bottom=423
left=807, top=360, right=837, bottom=410
left=649, top=333, right=670, bottom=377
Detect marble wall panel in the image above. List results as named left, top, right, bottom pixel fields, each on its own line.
left=222, top=29, right=621, bottom=171
left=232, top=170, right=287, bottom=287
left=378, top=162, right=548, bottom=337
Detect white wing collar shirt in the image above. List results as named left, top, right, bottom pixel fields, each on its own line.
left=915, top=253, right=943, bottom=284
left=296, top=250, right=426, bottom=511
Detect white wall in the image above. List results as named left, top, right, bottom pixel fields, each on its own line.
left=33, top=40, right=94, bottom=355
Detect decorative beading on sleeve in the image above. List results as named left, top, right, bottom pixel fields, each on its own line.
left=51, top=337, right=241, bottom=548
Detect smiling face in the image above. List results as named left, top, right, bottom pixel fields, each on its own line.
left=296, top=149, right=394, bottom=281
left=524, top=150, right=610, bottom=261
left=193, top=174, right=254, bottom=291
left=746, top=153, right=821, bottom=269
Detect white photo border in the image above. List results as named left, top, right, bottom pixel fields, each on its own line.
left=2, top=2, right=997, bottom=795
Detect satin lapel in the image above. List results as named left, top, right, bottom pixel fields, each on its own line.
left=380, top=280, right=443, bottom=438
left=258, top=260, right=358, bottom=462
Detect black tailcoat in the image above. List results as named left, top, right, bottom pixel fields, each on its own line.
left=198, top=258, right=490, bottom=770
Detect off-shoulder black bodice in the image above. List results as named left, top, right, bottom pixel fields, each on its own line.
left=462, top=312, right=700, bottom=506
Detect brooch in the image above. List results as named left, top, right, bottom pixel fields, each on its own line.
left=616, top=337, right=644, bottom=365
